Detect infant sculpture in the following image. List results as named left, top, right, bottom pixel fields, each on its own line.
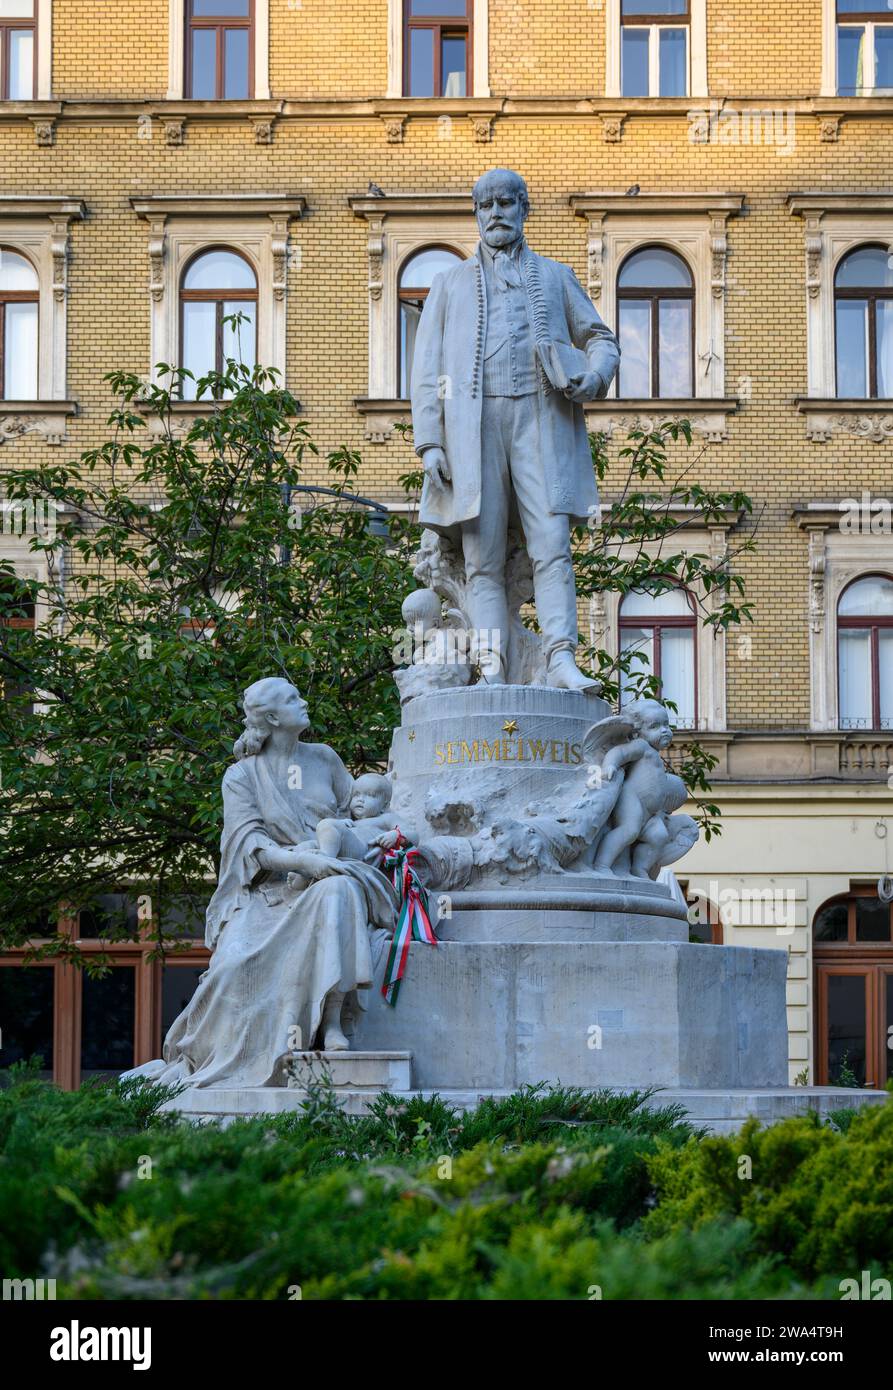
left=126, top=683, right=696, bottom=1086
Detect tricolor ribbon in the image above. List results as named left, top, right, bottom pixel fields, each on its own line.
left=379, top=834, right=437, bottom=1006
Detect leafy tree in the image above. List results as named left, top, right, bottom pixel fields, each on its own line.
left=0, top=355, right=755, bottom=953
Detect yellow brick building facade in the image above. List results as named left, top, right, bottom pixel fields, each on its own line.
left=1, top=0, right=892, bottom=1087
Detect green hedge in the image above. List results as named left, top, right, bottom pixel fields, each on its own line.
left=0, top=1065, right=889, bottom=1300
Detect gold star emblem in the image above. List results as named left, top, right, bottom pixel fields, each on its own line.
left=407, top=730, right=416, bottom=742
left=502, top=720, right=519, bottom=735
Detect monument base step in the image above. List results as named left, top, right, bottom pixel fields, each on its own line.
left=158, top=1084, right=887, bottom=1134
left=286, top=1050, right=412, bottom=1091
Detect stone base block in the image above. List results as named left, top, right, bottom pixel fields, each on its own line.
left=286, top=1050, right=412, bottom=1091
left=158, top=1084, right=887, bottom=1136
left=351, top=939, right=789, bottom=1090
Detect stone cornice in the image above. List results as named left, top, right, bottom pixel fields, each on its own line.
left=349, top=193, right=473, bottom=219
left=131, top=194, right=307, bottom=219
left=571, top=192, right=746, bottom=217
left=792, top=503, right=850, bottom=530
left=2, top=95, right=893, bottom=127
left=0, top=197, right=85, bottom=219
left=788, top=193, right=893, bottom=216
left=671, top=730, right=893, bottom=783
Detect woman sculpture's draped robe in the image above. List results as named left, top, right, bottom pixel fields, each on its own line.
left=126, top=752, right=396, bottom=1089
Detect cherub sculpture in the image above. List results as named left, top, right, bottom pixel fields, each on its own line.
left=581, top=698, right=698, bottom=879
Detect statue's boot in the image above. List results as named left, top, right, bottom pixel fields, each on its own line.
left=547, top=650, right=601, bottom=693
left=322, top=991, right=349, bottom=1051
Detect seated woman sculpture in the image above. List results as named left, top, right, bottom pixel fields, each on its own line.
left=124, top=677, right=397, bottom=1089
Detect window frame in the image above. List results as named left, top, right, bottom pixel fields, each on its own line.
left=0, top=905, right=210, bottom=1090
left=184, top=0, right=254, bottom=100
left=836, top=571, right=893, bottom=731
left=178, top=244, right=259, bottom=388
left=833, top=242, right=893, bottom=400
left=620, top=1, right=690, bottom=99
left=403, top=0, right=473, bottom=99
left=618, top=583, right=699, bottom=728
left=0, top=2, right=37, bottom=101
left=0, top=246, right=38, bottom=401
left=396, top=241, right=465, bottom=400
left=813, top=885, right=893, bottom=1087
left=616, top=244, right=695, bottom=399
left=835, top=5, right=893, bottom=95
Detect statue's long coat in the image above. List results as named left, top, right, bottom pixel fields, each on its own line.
left=410, top=243, right=620, bottom=531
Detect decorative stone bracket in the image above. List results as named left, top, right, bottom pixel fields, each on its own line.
left=598, top=111, right=627, bottom=143
left=584, top=398, right=738, bottom=445
left=796, top=398, right=893, bottom=444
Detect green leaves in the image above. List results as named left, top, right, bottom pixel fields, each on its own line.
left=0, top=361, right=413, bottom=948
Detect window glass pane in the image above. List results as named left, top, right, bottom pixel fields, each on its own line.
left=618, top=299, right=651, bottom=396
left=4, top=301, right=37, bottom=398
left=8, top=28, right=33, bottom=99
left=877, top=298, right=893, bottom=396
left=400, top=299, right=423, bottom=397
left=80, top=967, right=136, bottom=1080
left=623, top=0, right=686, bottom=11
left=182, top=300, right=216, bottom=397
left=0, top=1, right=34, bottom=15
left=222, top=299, right=256, bottom=369
left=839, top=575, right=893, bottom=615
left=193, top=0, right=249, bottom=14
left=620, top=626, right=654, bottom=704
left=658, top=298, right=692, bottom=396
left=442, top=35, right=466, bottom=96
left=190, top=27, right=217, bottom=99
left=836, top=298, right=869, bottom=397
left=77, top=893, right=140, bottom=940
left=837, top=26, right=865, bottom=96
left=814, top=901, right=849, bottom=942
left=621, top=27, right=650, bottom=97
left=879, top=628, right=893, bottom=728
left=0, top=248, right=37, bottom=290
left=659, top=27, right=687, bottom=97
left=856, top=896, right=891, bottom=942
left=827, top=974, right=867, bottom=1087
left=621, top=587, right=692, bottom=617
left=838, top=627, right=873, bottom=728
left=399, top=246, right=462, bottom=290
left=161, top=964, right=206, bottom=1037
left=159, top=899, right=208, bottom=942
left=184, top=249, right=256, bottom=290
left=224, top=26, right=249, bottom=98
left=619, top=247, right=692, bottom=289
left=411, top=0, right=468, bottom=13
left=659, top=627, right=695, bottom=727
left=0, top=967, right=53, bottom=1080
left=838, top=0, right=893, bottom=11
left=836, top=246, right=893, bottom=288
left=876, top=24, right=893, bottom=89
left=409, top=27, right=435, bottom=97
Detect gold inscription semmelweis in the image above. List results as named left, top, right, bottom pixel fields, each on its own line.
left=432, top=738, right=583, bottom=766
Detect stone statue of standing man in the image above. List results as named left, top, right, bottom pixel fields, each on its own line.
left=410, top=168, right=620, bottom=692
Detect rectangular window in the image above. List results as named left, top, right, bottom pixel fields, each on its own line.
left=186, top=0, right=253, bottom=100
left=0, top=965, right=54, bottom=1082
left=837, top=2, right=893, bottom=94
left=0, top=0, right=35, bottom=100
left=405, top=0, right=472, bottom=98
left=621, top=0, right=689, bottom=98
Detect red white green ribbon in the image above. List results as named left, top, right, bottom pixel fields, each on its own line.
left=380, top=834, right=437, bottom=1006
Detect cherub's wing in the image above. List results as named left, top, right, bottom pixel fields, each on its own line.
left=581, top=714, right=637, bottom=766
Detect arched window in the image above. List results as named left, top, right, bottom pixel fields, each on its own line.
left=813, top=887, right=893, bottom=1087
left=617, top=246, right=694, bottom=398
left=835, top=245, right=893, bottom=398
left=837, top=574, right=893, bottom=730
left=179, top=248, right=257, bottom=399
left=398, top=244, right=463, bottom=398
left=0, top=249, right=38, bottom=400
left=186, top=0, right=253, bottom=99
left=619, top=585, right=696, bottom=728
